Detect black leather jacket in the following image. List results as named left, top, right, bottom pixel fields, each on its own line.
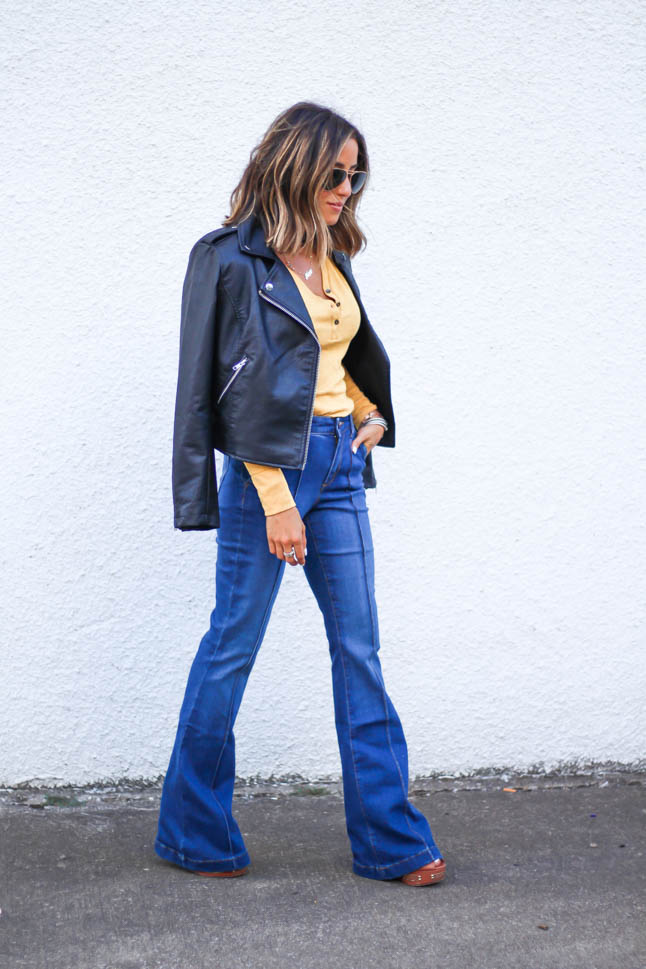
left=172, top=211, right=396, bottom=530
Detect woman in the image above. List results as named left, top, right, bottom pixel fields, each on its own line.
left=154, top=101, right=446, bottom=887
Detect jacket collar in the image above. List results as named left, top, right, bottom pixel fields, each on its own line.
left=236, top=211, right=360, bottom=341
left=236, top=210, right=274, bottom=259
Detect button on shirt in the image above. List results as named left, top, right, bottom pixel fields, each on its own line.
left=243, top=255, right=377, bottom=516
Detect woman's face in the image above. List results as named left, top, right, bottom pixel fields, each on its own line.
left=318, top=136, right=360, bottom=226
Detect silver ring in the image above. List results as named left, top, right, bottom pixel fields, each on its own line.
left=285, top=546, right=297, bottom=559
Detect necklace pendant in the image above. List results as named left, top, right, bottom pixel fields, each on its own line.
left=304, top=267, right=313, bottom=280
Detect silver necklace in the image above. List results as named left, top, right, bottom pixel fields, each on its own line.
left=282, top=255, right=313, bottom=280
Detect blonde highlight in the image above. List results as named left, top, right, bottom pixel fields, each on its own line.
left=222, top=101, right=370, bottom=264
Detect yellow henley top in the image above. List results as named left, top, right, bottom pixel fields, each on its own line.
left=243, top=255, right=377, bottom=516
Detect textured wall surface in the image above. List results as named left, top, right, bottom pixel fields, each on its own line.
left=2, top=1, right=645, bottom=785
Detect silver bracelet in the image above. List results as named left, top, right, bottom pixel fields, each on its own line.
left=361, top=415, right=388, bottom=432
left=360, top=409, right=379, bottom=423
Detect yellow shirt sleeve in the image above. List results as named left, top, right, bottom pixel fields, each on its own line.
left=243, top=463, right=297, bottom=517
left=343, top=365, right=378, bottom=426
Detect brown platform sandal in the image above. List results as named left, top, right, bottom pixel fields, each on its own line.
left=399, top=857, right=446, bottom=886
left=196, top=866, right=249, bottom=878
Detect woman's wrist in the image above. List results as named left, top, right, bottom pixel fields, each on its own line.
left=360, top=409, right=388, bottom=433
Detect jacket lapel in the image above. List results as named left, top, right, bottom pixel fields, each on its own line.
left=237, top=212, right=364, bottom=344
left=237, top=213, right=317, bottom=340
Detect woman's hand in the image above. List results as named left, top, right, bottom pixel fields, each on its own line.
left=266, top=506, right=307, bottom=566
left=352, top=421, right=385, bottom=456
left=265, top=414, right=385, bottom=564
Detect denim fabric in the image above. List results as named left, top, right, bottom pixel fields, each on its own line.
left=154, top=413, right=443, bottom=881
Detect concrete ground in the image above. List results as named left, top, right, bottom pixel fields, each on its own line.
left=0, top=772, right=644, bottom=969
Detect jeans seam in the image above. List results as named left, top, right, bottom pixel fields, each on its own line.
left=177, top=478, right=251, bottom=859
left=315, top=428, right=344, bottom=501
left=307, top=522, right=382, bottom=869
left=205, top=479, right=254, bottom=840
left=211, top=547, right=285, bottom=790
left=292, top=465, right=306, bottom=501
left=346, top=455, right=432, bottom=859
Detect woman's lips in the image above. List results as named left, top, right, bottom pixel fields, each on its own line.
left=328, top=202, right=343, bottom=210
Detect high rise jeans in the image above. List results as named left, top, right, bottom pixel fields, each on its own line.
left=154, top=413, right=443, bottom=881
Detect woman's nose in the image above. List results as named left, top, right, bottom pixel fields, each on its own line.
left=337, top=175, right=352, bottom=197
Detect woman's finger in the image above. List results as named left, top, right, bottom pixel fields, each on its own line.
left=351, top=436, right=365, bottom=453
left=282, top=537, right=305, bottom=566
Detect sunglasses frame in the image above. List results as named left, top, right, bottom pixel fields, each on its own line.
left=323, top=166, right=368, bottom=194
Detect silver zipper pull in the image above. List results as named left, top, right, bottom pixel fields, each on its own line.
left=232, top=356, right=248, bottom=370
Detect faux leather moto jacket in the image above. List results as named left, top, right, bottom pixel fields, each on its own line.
left=172, top=211, right=396, bottom=530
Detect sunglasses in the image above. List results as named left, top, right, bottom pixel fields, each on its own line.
left=323, top=166, right=368, bottom=194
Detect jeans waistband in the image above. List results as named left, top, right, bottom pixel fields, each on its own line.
left=310, top=413, right=353, bottom=435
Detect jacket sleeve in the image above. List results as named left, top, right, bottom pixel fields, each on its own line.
left=172, top=240, right=221, bottom=530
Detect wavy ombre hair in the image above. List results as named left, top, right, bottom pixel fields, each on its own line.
left=223, top=101, right=370, bottom=264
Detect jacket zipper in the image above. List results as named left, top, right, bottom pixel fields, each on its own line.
left=216, top=355, right=248, bottom=404
left=258, top=288, right=321, bottom=468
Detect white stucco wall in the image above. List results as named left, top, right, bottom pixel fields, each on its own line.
left=2, top=0, right=644, bottom=786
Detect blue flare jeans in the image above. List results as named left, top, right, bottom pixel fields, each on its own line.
left=154, top=413, right=443, bottom=880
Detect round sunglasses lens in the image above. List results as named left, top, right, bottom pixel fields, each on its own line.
left=350, top=171, right=367, bottom=193
left=322, top=169, right=343, bottom=191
